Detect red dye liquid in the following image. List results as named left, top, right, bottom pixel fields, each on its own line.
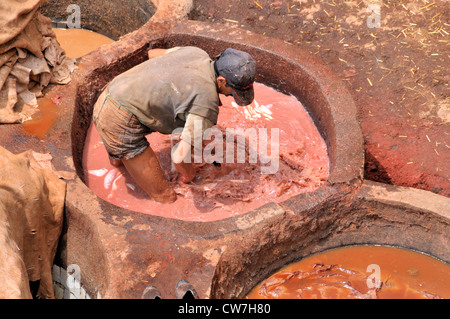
left=82, top=83, right=329, bottom=221
left=246, top=245, right=450, bottom=299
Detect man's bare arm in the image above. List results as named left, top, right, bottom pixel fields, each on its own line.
left=172, top=113, right=213, bottom=183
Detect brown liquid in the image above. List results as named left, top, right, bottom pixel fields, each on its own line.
left=52, top=28, right=114, bottom=59
left=82, top=83, right=329, bottom=221
left=22, top=97, right=58, bottom=139
left=246, top=245, right=450, bottom=299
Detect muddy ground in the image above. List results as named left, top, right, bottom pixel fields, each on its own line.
left=190, top=0, right=449, bottom=197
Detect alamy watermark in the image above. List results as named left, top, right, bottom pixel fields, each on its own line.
left=52, top=4, right=81, bottom=29
left=367, top=3, right=381, bottom=29
left=366, top=263, right=382, bottom=289
left=66, top=263, right=81, bottom=290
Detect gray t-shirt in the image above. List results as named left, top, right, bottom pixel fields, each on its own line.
left=108, top=46, right=220, bottom=134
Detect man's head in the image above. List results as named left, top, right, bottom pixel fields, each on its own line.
left=215, top=48, right=256, bottom=106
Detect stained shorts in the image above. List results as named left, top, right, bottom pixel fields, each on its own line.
left=93, top=89, right=151, bottom=160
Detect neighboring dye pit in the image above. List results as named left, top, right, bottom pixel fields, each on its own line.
left=82, top=83, right=329, bottom=221
left=246, top=245, right=450, bottom=299
left=52, top=28, right=115, bottom=59
left=40, top=0, right=156, bottom=40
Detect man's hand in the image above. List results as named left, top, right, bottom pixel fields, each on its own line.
left=173, top=161, right=196, bottom=184
left=172, top=138, right=196, bottom=183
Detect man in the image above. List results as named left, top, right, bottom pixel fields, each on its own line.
left=93, top=46, right=256, bottom=203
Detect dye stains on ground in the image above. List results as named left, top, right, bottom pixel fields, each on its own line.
left=52, top=28, right=114, bottom=59
left=246, top=245, right=450, bottom=299
left=22, top=29, right=114, bottom=139
left=83, top=83, right=329, bottom=221
left=22, top=97, right=59, bottom=139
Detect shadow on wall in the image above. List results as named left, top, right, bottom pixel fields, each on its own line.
left=364, top=150, right=392, bottom=185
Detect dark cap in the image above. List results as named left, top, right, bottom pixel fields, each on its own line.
left=215, top=48, right=256, bottom=106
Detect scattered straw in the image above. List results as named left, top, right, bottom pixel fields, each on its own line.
left=254, top=1, right=263, bottom=9
left=223, top=18, right=238, bottom=23
left=420, top=2, right=436, bottom=10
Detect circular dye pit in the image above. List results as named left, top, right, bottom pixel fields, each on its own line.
left=246, top=245, right=450, bottom=299
left=82, top=83, right=329, bottom=221
left=40, top=0, right=156, bottom=40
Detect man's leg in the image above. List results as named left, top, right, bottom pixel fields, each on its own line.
left=109, top=157, right=123, bottom=167
left=122, top=146, right=177, bottom=204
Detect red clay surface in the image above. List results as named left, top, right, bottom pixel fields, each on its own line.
left=190, top=0, right=449, bottom=197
